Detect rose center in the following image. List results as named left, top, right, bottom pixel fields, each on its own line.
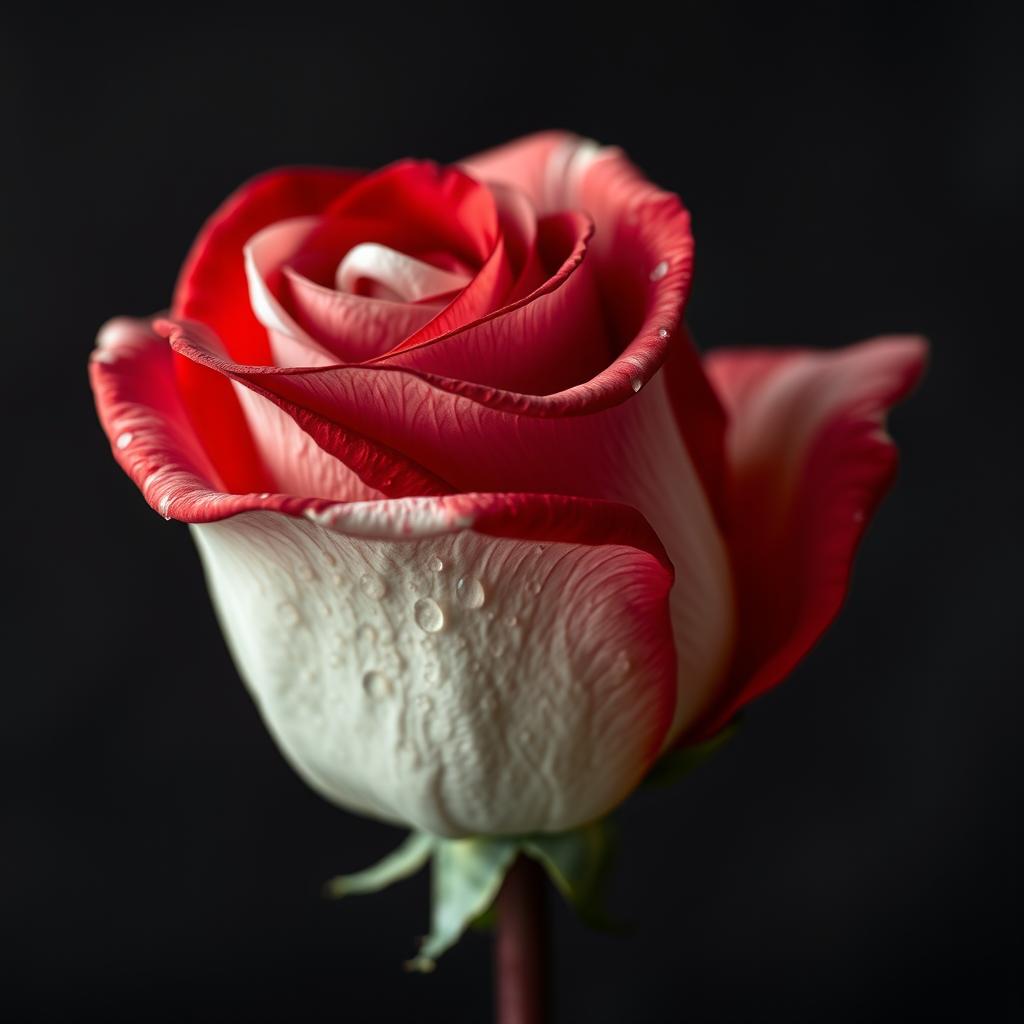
left=335, top=242, right=471, bottom=304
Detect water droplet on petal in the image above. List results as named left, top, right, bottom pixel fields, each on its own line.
left=650, top=260, right=669, bottom=281
left=355, top=623, right=377, bottom=646
left=455, top=575, right=485, bottom=609
left=359, top=572, right=386, bottom=600
left=413, top=597, right=444, bottom=633
left=158, top=495, right=172, bottom=520
left=362, top=670, right=392, bottom=700
left=658, top=327, right=670, bottom=339
left=505, top=615, right=519, bottom=628
left=278, top=602, right=301, bottom=627
left=427, top=556, right=444, bottom=572
left=528, top=580, right=542, bottom=595
left=631, top=376, right=643, bottom=392
left=115, top=431, right=134, bottom=450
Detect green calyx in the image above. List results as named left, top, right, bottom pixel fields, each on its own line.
left=324, top=819, right=615, bottom=972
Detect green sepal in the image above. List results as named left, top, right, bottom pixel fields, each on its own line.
left=324, top=818, right=621, bottom=970
left=523, top=818, right=619, bottom=929
left=642, top=718, right=740, bottom=790
left=406, top=837, right=519, bottom=973
left=323, top=831, right=435, bottom=898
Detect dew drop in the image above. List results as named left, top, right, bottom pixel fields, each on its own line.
left=427, top=556, right=444, bottom=573
left=278, top=601, right=301, bottom=627
left=115, top=431, right=134, bottom=450
left=331, top=572, right=344, bottom=586
left=413, top=597, right=445, bottom=633
left=631, top=376, right=644, bottom=392
left=359, top=572, right=386, bottom=600
left=528, top=580, right=542, bottom=595
left=258, top=492, right=272, bottom=500
left=658, top=327, right=670, bottom=339
left=158, top=494, right=172, bottom=520
left=455, top=575, right=485, bottom=609
left=650, top=260, right=669, bottom=281
left=362, top=670, right=392, bottom=700
left=505, top=615, right=519, bottom=628
left=355, top=623, right=377, bottom=646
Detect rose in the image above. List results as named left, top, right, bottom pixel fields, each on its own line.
left=90, top=131, right=926, bottom=839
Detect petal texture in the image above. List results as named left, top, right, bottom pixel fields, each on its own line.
left=168, top=321, right=735, bottom=743
left=191, top=493, right=678, bottom=836
left=688, top=336, right=929, bottom=740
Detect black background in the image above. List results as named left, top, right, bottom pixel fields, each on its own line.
left=5, top=5, right=1022, bottom=1022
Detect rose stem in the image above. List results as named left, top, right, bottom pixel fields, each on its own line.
left=494, top=855, right=549, bottom=1024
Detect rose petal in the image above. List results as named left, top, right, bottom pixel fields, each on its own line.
left=190, top=491, right=677, bottom=836
left=91, top=317, right=447, bottom=519
left=686, top=336, right=929, bottom=740
left=171, top=167, right=361, bottom=489
left=376, top=211, right=611, bottom=395
left=244, top=216, right=439, bottom=366
left=465, top=132, right=728, bottom=506
left=169, top=322, right=736, bottom=744
left=334, top=242, right=471, bottom=302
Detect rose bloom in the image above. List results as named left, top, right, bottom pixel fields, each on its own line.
left=90, top=132, right=925, bottom=838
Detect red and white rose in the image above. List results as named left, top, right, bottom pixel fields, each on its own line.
left=90, top=131, right=926, bottom=837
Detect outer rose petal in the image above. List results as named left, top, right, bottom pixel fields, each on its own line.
left=464, top=131, right=729, bottom=510
left=192, top=493, right=677, bottom=836
left=90, top=318, right=445, bottom=522
left=687, top=336, right=929, bottom=740
left=90, top=317, right=678, bottom=835
left=168, top=321, right=735, bottom=744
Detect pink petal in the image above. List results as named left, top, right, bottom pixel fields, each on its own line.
left=687, top=336, right=929, bottom=740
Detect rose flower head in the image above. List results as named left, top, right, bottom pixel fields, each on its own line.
left=90, top=131, right=926, bottom=843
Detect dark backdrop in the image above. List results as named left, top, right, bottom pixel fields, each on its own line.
left=4, top=5, right=1021, bottom=1022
